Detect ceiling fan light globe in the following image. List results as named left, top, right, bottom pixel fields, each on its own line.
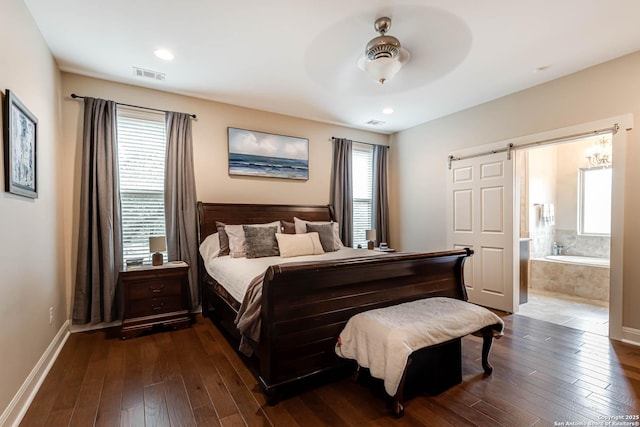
left=364, top=57, right=403, bottom=84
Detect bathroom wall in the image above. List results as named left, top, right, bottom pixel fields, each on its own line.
left=554, top=137, right=611, bottom=258
left=527, top=137, right=612, bottom=259
left=527, top=145, right=557, bottom=258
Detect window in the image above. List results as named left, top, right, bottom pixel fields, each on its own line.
left=116, top=106, right=167, bottom=264
left=579, top=167, right=612, bottom=235
left=352, top=143, right=373, bottom=248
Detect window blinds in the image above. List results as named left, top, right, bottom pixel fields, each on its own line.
left=116, top=106, right=167, bottom=264
left=352, top=143, right=373, bottom=248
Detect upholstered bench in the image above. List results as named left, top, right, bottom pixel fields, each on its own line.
left=335, top=297, right=504, bottom=417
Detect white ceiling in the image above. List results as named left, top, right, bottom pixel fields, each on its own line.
left=23, top=0, right=640, bottom=133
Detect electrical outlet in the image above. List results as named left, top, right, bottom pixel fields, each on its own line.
left=49, top=307, right=54, bottom=325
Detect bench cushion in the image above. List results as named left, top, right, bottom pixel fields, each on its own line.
left=335, top=297, right=504, bottom=395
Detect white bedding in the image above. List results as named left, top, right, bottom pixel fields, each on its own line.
left=205, top=247, right=382, bottom=302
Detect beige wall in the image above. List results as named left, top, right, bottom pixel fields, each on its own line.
left=528, top=145, right=557, bottom=232
left=60, top=72, right=389, bottom=322
left=391, top=51, right=640, bottom=329
left=554, top=137, right=603, bottom=231
left=0, top=0, right=64, bottom=418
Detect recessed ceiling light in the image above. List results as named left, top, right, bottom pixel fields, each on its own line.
left=382, top=107, right=394, bottom=115
left=154, top=49, right=174, bottom=61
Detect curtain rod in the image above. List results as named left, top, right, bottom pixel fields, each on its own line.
left=70, top=94, right=197, bottom=119
left=330, top=136, right=390, bottom=148
left=447, top=124, right=619, bottom=169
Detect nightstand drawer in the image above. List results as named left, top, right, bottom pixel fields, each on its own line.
left=129, top=296, right=183, bottom=318
left=127, top=279, right=182, bottom=300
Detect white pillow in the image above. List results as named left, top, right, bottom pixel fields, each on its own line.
left=293, top=217, right=344, bottom=250
left=199, top=232, right=221, bottom=261
left=225, top=221, right=281, bottom=258
left=276, top=232, right=325, bottom=258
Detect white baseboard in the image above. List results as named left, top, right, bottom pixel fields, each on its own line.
left=621, top=327, right=640, bottom=347
left=0, top=320, right=70, bottom=427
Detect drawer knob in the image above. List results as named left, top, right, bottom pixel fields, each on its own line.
left=152, top=303, right=165, bottom=311
left=150, top=284, right=165, bottom=293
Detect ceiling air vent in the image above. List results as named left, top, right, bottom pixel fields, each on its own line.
left=133, top=67, right=165, bottom=81
left=365, top=119, right=386, bottom=126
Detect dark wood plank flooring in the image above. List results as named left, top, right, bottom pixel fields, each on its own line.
left=20, top=314, right=640, bottom=426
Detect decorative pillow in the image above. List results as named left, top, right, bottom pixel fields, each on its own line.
left=281, top=220, right=296, bottom=234
left=243, top=225, right=280, bottom=258
left=306, top=223, right=336, bottom=252
left=294, top=217, right=343, bottom=250
left=199, top=232, right=220, bottom=261
left=225, top=221, right=281, bottom=258
left=215, top=221, right=230, bottom=256
left=276, top=232, right=325, bottom=258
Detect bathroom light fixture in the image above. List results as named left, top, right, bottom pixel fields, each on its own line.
left=154, top=49, right=174, bottom=61
left=586, top=137, right=612, bottom=167
left=357, top=17, right=410, bottom=84
left=382, top=107, right=394, bottom=114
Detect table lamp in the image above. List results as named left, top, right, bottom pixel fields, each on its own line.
left=365, top=229, right=376, bottom=250
left=149, top=236, right=166, bottom=266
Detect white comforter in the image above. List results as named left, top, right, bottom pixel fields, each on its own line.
left=202, top=244, right=385, bottom=355
left=205, top=247, right=382, bottom=302
left=335, top=297, right=504, bottom=396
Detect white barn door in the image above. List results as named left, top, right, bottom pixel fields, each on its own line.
left=447, top=152, right=517, bottom=313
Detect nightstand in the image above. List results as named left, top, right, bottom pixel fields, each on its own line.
left=120, top=261, right=191, bottom=339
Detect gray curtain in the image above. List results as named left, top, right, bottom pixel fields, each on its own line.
left=373, top=145, right=390, bottom=246
left=165, top=112, right=199, bottom=310
left=72, top=97, right=123, bottom=324
left=330, top=138, right=353, bottom=247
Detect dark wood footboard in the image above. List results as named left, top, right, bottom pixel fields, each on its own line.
left=258, top=249, right=472, bottom=396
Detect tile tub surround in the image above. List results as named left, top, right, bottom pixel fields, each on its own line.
left=554, top=229, right=610, bottom=258
left=530, top=257, right=610, bottom=302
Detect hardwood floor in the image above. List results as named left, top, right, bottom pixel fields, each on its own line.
left=20, top=314, right=640, bottom=426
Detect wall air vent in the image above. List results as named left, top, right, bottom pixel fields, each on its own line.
left=365, top=119, right=386, bottom=126
left=133, top=67, right=165, bottom=81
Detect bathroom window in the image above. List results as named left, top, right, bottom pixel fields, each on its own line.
left=579, top=167, right=612, bottom=235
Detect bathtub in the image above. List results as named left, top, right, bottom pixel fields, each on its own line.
left=530, top=255, right=610, bottom=302
left=544, top=255, right=610, bottom=268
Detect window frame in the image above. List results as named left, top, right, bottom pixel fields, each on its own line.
left=116, top=105, right=168, bottom=265
left=352, top=142, right=374, bottom=248
left=577, top=165, right=612, bottom=236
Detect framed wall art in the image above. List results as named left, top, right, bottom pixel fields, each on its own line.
left=228, top=127, right=309, bottom=180
left=3, top=90, right=38, bottom=198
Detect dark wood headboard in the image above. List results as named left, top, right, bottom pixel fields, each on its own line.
left=197, top=202, right=334, bottom=244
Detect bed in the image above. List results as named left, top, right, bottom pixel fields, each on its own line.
left=197, top=202, right=473, bottom=403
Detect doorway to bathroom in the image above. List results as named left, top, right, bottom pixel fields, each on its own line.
left=516, top=135, right=612, bottom=336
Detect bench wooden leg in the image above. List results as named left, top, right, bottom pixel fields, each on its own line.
left=480, top=326, right=495, bottom=375
left=391, top=357, right=412, bottom=418
left=352, top=364, right=361, bottom=382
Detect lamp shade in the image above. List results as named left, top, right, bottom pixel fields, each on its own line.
left=149, top=236, right=166, bottom=253
left=365, top=229, right=377, bottom=241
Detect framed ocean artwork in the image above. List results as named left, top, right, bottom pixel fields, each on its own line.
left=227, top=127, right=309, bottom=180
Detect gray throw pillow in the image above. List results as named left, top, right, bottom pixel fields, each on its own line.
left=216, top=221, right=230, bottom=256
left=306, top=223, right=336, bottom=252
left=243, top=225, right=280, bottom=258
